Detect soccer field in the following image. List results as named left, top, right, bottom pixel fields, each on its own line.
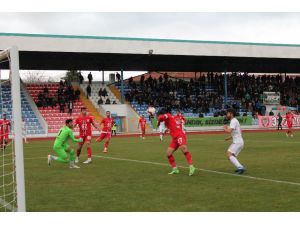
left=22, top=131, right=300, bottom=212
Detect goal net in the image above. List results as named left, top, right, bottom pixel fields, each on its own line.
left=0, top=47, right=26, bottom=212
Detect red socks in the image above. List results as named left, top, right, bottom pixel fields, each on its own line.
left=76, top=148, right=81, bottom=157
left=104, top=140, right=110, bottom=148
left=167, top=155, right=177, bottom=168
left=184, top=151, right=193, bottom=165
left=87, top=147, right=92, bottom=158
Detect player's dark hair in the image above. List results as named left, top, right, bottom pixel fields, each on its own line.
left=157, top=107, right=170, bottom=116
left=106, top=111, right=110, bottom=113
left=156, top=108, right=166, bottom=116
left=81, top=107, right=87, bottom=111
left=65, top=119, right=73, bottom=124
left=226, top=108, right=236, bottom=117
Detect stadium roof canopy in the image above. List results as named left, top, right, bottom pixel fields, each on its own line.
left=1, top=32, right=300, bottom=73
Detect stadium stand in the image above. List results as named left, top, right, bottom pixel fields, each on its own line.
left=25, top=82, right=99, bottom=134
left=80, top=82, right=120, bottom=108
left=0, top=83, right=45, bottom=135
left=114, top=72, right=300, bottom=120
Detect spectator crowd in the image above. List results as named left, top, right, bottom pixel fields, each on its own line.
left=123, top=72, right=300, bottom=116
left=36, top=80, right=81, bottom=115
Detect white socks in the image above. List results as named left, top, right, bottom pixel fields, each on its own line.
left=229, top=155, right=243, bottom=169
left=160, top=134, right=163, bottom=141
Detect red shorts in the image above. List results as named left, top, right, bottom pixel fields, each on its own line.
left=288, top=123, right=293, bottom=129
left=169, top=134, right=187, bottom=150
left=99, top=132, right=111, bottom=140
left=78, top=135, right=92, bottom=145
left=0, top=135, right=9, bottom=145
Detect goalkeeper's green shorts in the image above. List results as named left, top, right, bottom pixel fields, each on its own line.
left=53, top=143, right=70, bottom=160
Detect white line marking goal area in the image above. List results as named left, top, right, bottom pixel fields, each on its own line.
left=24, top=154, right=300, bottom=187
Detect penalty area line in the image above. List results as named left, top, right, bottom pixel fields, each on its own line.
left=94, top=155, right=300, bottom=187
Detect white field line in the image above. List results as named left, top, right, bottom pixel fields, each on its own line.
left=24, top=154, right=300, bottom=187
left=93, top=155, right=300, bottom=187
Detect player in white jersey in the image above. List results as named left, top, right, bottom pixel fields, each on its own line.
left=223, top=109, right=245, bottom=174
left=158, top=121, right=166, bottom=141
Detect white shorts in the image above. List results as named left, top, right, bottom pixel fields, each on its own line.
left=228, top=143, right=244, bottom=156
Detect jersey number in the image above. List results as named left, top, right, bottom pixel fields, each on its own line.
left=177, top=137, right=183, bottom=145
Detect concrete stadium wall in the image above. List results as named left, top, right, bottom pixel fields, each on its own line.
left=98, top=104, right=141, bottom=133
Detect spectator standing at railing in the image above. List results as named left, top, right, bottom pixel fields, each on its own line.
left=102, top=88, right=108, bottom=97
left=88, top=72, right=93, bottom=84
left=79, top=72, right=84, bottom=84
left=116, top=72, right=121, bottom=83
left=68, top=101, right=73, bottom=116
left=105, top=98, right=111, bottom=104
left=98, top=88, right=103, bottom=97
left=59, top=80, right=64, bottom=87
left=86, top=84, right=91, bottom=99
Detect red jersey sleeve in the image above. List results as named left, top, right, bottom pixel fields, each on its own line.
left=100, top=119, right=105, bottom=125
left=158, top=115, right=165, bottom=122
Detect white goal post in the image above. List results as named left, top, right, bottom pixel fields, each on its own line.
left=0, top=46, right=26, bottom=212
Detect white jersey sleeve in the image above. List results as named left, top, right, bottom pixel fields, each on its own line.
left=229, top=118, right=244, bottom=144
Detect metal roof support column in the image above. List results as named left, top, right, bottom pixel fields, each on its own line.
left=121, top=68, right=124, bottom=104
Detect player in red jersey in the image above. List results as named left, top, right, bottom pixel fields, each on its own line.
left=174, top=110, right=187, bottom=133
left=138, top=115, right=147, bottom=139
left=157, top=108, right=195, bottom=176
left=96, top=111, right=114, bottom=153
left=0, top=114, right=11, bottom=151
left=74, top=107, right=99, bottom=164
left=286, top=111, right=295, bottom=137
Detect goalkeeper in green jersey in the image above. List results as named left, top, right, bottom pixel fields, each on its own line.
left=47, top=119, right=83, bottom=169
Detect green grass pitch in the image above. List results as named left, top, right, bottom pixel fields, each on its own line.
left=19, top=132, right=300, bottom=211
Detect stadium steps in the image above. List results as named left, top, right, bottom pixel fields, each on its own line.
left=80, top=82, right=120, bottom=106
left=109, top=84, right=128, bottom=103
left=75, top=85, right=103, bottom=121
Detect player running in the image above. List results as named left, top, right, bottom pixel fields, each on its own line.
left=96, top=111, right=114, bottom=153
left=138, top=115, right=147, bottom=139
left=157, top=108, right=195, bottom=176
left=174, top=110, right=186, bottom=133
left=74, top=107, right=99, bottom=164
left=0, top=114, right=11, bottom=150
left=286, top=111, right=294, bottom=137
left=48, top=119, right=83, bottom=169
left=223, top=109, right=245, bottom=174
